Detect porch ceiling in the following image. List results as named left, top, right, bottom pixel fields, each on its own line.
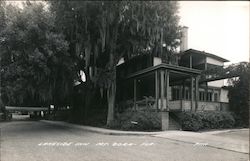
left=169, top=72, right=190, bottom=81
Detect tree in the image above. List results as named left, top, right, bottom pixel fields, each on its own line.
left=201, top=62, right=249, bottom=126
left=227, top=62, right=250, bottom=127
left=49, top=1, right=181, bottom=125
left=0, top=2, right=74, bottom=108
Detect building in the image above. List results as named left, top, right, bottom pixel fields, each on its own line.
left=115, top=27, right=230, bottom=130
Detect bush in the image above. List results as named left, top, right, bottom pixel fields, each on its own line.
left=180, top=111, right=235, bottom=131
left=218, top=112, right=235, bottom=128
left=53, top=109, right=70, bottom=121
left=180, top=112, right=203, bottom=131
left=84, top=109, right=107, bottom=127
left=112, top=108, right=161, bottom=131
left=231, top=113, right=248, bottom=128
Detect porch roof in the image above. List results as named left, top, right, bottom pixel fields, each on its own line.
left=125, top=63, right=201, bottom=79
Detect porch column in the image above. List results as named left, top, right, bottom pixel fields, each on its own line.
left=133, top=78, right=137, bottom=110
left=183, top=81, right=186, bottom=99
left=162, top=69, right=170, bottom=131
left=212, top=89, right=215, bottom=102
left=190, top=76, right=194, bottom=111
left=181, top=80, right=185, bottom=111
left=205, top=82, right=208, bottom=102
left=195, top=76, right=200, bottom=111
left=155, top=71, right=159, bottom=111
left=180, top=84, right=183, bottom=110
left=160, top=70, right=165, bottom=110
left=165, top=69, right=170, bottom=110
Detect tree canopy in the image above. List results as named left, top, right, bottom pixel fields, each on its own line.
left=50, top=1, right=181, bottom=74
left=49, top=1, right=181, bottom=124
left=0, top=2, right=74, bottom=107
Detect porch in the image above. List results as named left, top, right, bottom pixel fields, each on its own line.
left=116, top=63, right=201, bottom=130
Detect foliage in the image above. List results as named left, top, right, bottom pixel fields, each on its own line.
left=0, top=2, right=74, bottom=106
left=83, top=109, right=107, bottom=127
left=50, top=1, right=181, bottom=68
left=0, top=1, right=5, bottom=32
left=179, top=111, right=235, bottom=131
left=200, top=62, right=249, bottom=127
left=49, top=1, right=181, bottom=125
left=53, top=109, right=70, bottom=121
left=227, top=62, right=250, bottom=127
left=180, top=111, right=203, bottom=131
left=112, top=108, right=161, bottom=131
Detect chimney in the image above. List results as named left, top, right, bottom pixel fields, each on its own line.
left=180, top=26, right=188, bottom=52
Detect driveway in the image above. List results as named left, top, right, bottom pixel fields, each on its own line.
left=0, top=120, right=248, bottom=161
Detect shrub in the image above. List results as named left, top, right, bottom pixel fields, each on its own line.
left=113, top=108, right=161, bottom=131
left=54, top=109, right=70, bottom=121
left=180, top=111, right=235, bottom=131
left=180, top=112, right=203, bottom=131
left=85, top=109, right=107, bottom=127
left=231, top=113, right=249, bottom=128
left=217, top=112, right=235, bottom=128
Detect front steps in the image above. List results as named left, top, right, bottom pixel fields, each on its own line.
left=168, top=112, right=182, bottom=130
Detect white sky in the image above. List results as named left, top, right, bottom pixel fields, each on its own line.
left=179, top=1, right=249, bottom=64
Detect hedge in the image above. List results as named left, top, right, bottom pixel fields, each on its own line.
left=110, top=110, right=236, bottom=132
left=179, top=111, right=235, bottom=131
left=111, top=108, right=161, bottom=131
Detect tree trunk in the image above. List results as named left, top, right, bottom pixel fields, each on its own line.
left=106, top=49, right=117, bottom=126
left=106, top=79, right=116, bottom=126
left=83, top=85, right=94, bottom=124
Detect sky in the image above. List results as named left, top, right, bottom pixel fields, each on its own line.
left=178, top=1, right=249, bottom=64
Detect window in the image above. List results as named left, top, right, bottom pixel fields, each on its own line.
left=199, top=91, right=205, bottom=101
left=207, top=92, right=212, bottom=102
left=214, top=93, right=218, bottom=102
left=172, top=88, right=180, bottom=100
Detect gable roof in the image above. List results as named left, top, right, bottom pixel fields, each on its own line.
left=181, top=49, right=229, bottom=62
